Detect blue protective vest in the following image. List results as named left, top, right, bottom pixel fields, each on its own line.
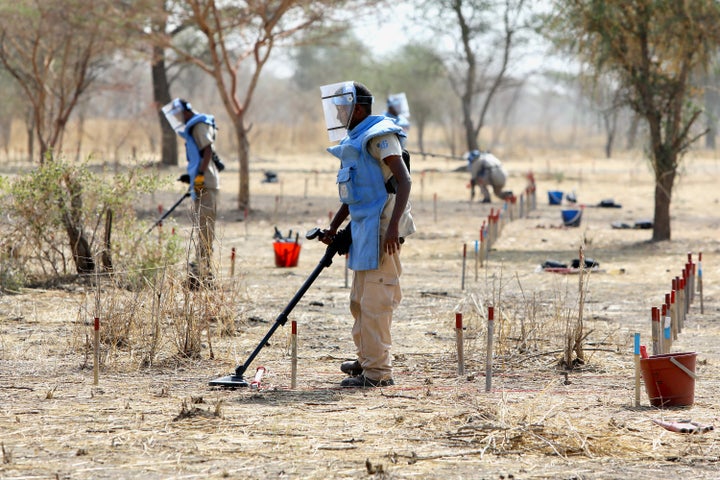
left=383, top=111, right=410, bottom=130
left=178, top=113, right=215, bottom=199
left=327, top=115, right=406, bottom=271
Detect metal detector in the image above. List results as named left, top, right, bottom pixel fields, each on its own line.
left=209, top=225, right=351, bottom=388
left=145, top=191, right=191, bottom=235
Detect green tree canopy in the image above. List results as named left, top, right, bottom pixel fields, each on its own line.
left=546, top=0, right=720, bottom=241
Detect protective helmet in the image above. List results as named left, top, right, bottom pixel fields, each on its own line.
left=162, top=98, right=193, bottom=133
left=320, top=81, right=373, bottom=142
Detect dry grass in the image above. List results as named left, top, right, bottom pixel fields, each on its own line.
left=1, top=150, right=719, bottom=479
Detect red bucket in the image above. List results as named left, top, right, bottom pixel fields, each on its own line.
left=640, top=352, right=697, bottom=408
left=273, top=241, right=301, bottom=268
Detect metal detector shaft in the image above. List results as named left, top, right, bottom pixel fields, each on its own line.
left=233, top=245, right=337, bottom=379
left=146, top=191, right=191, bottom=234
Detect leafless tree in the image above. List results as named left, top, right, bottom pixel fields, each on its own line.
left=414, top=0, right=531, bottom=153
left=0, top=0, right=127, bottom=163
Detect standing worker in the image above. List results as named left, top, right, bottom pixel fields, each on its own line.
left=383, top=93, right=410, bottom=133
left=319, top=81, right=416, bottom=388
left=467, top=149, right=512, bottom=203
left=162, top=98, right=223, bottom=287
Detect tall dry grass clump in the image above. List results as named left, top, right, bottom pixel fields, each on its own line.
left=455, top=256, right=610, bottom=375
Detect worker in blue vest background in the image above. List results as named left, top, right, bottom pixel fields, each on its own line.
left=383, top=93, right=410, bottom=133
left=163, top=98, right=222, bottom=287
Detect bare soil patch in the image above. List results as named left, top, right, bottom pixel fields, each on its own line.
left=1, top=152, right=719, bottom=479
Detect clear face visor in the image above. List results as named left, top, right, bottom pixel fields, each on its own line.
left=387, top=92, right=410, bottom=118
left=161, top=98, right=187, bottom=133
left=320, top=81, right=358, bottom=142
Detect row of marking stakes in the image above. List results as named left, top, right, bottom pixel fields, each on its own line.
left=633, top=252, right=704, bottom=407
left=455, top=307, right=495, bottom=392
left=461, top=173, right=538, bottom=288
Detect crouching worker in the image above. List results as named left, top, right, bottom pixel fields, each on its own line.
left=319, top=81, right=416, bottom=388
left=467, top=149, right=512, bottom=203
left=162, top=98, right=222, bottom=288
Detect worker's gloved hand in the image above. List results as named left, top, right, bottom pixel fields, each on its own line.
left=178, top=173, right=190, bottom=184
left=333, top=225, right=352, bottom=256
left=194, top=173, right=205, bottom=194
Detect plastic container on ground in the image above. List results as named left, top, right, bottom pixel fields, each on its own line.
left=640, top=352, right=697, bottom=408
left=273, top=241, right=301, bottom=267
left=548, top=190, right=563, bottom=205
left=561, top=208, right=582, bottom=227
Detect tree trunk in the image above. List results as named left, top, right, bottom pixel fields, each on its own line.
left=63, top=214, right=95, bottom=274
left=704, top=85, right=718, bottom=149
left=101, top=208, right=113, bottom=272
left=706, top=119, right=717, bottom=149
left=234, top=117, right=250, bottom=210
left=652, top=165, right=674, bottom=241
left=416, top=119, right=425, bottom=155
left=0, top=114, right=11, bottom=156
left=626, top=114, right=640, bottom=150
left=151, top=45, right=178, bottom=166
left=60, top=174, right=95, bottom=274
left=602, top=106, right=618, bottom=159
left=25, top=108, right=34, bottom=163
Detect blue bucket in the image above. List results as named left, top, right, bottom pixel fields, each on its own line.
left=548, top=190, right=563, bottom=205
left=561, top=209, right=582, bottom=227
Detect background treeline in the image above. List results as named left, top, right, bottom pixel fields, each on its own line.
left=2, top=0, right=720, bottom=242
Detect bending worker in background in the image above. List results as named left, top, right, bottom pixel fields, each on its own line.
left=467, top=149, right=512, bottom=203
left=319, top=81, right=416, bottom=388
left=163, top=98, right=222, bottom=287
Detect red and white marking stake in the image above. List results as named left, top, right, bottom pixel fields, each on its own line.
left=250, top=366, right=266, bottom=390
left=698, top=252, right=704, bottom=314
left=230, top=247, right=236, bottom=277
left=455, top=313, right=464, bottom=376
left=651, top=307, right=660, bottom=356
left=633, top=332, right=641, bottom=407
left=671, top=283, right=678, bottom=341
left=486, top=306, right=495, bottom=393
left=291, top=321, right=298, bottom=389
left=93, top=317, right=100, bottom=385
left=474, top=240, right=479, bottom=282
left=461, top=243, right=467, bottom=291
left=687, top=253, right=695, bottom=305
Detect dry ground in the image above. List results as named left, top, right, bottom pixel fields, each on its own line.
left=1, top=150, right=719, bottom=479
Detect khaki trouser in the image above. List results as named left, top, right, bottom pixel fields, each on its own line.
left=474, top=168, right=507, bottom=201
left=349, top=249, right=403, bottom=381
left=192, top=188, right=218, bottom=277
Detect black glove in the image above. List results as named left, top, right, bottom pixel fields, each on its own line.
left=178, top=173, right=190, bottom=184
left=332, top=224, right=352, bottom=256
left=212, top=151, right=225, bottom=172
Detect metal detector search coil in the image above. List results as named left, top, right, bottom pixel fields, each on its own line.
left=209, top=225, right=352, bottom=388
